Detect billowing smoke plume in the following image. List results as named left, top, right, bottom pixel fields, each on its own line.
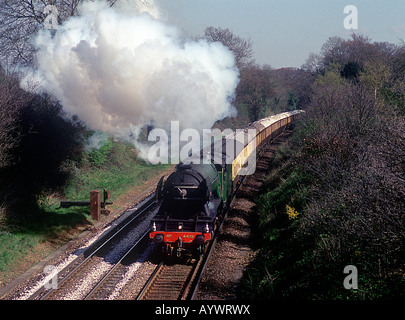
left=25, top=0, right=239, bottom=158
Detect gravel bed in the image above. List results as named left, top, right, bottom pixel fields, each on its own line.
left=107, top=243, right=157, bottom=300
left=196, top=195, right=257, bottom=300
left=8, top=226, right=111, bottom=300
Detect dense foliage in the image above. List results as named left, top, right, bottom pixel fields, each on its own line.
left=0, top=70, right=85, bottom=220
left=241, top=35, right=404, bottom=300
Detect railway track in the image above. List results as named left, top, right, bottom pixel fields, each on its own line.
left=84, top=231, right=151, bottom=300
left=135, top=209, right=230, bottom=300
left=137, top=185, right=241, bottom=300
left=137, top=261, right=195, bottom=300
left=136, top=251, right=211, bottom=300
left=28, top=195, right=158, bottom=300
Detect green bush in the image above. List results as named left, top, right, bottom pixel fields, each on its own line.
left=88, top=137, right=114, bottom=168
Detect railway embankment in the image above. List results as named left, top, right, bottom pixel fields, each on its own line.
left=238, top=87, right=404, bottom=300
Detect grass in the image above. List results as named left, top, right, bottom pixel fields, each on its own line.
left=63, top=138, right=170, bottom=201
left=0, top=231, right=42, bottom=273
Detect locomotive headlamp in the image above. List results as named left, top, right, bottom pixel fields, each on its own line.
left=152, top=222, right=157, bottom=232
left=204, top=223, right=209, bottom=233
left=178, top=222, right=183, bottom=230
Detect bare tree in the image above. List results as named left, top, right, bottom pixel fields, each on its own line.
left=0, top=0, right=116, bottom=67
left=202, top=26, right=254, bottom=70
left=235, top=64, right=275, bottom=121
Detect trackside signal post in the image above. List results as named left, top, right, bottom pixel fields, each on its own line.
left=90, top=190, right=101, bottom=221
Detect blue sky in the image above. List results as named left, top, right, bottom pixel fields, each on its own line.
left=155, top=0, right=405, bottom=68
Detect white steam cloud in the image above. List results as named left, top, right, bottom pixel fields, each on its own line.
left=25, top=0, right=239, bottom=157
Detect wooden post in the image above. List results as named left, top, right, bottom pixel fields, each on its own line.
left=90, top=190, right=101, bottom=221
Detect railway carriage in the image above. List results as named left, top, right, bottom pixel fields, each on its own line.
left=150, top=110, right=304, bottom=258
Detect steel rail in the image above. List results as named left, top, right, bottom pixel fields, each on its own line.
left=135, top=261, right=164, bottom=300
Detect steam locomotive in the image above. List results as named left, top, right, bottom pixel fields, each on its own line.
left=150, top=110, right=303, bottom=258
